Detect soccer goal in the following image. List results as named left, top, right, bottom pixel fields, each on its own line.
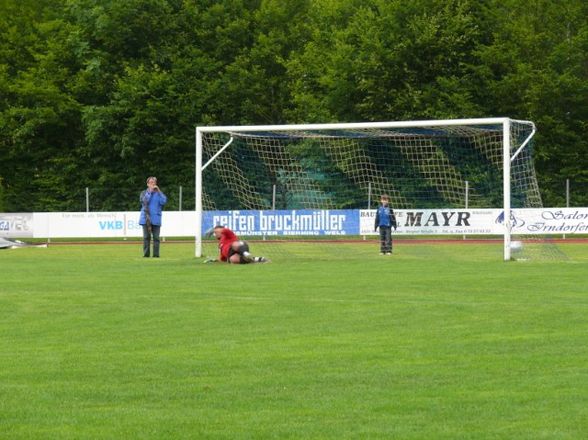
left=195, top=118, right=542, bottom=261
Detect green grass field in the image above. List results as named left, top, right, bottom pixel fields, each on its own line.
left=1, top=241, right=587, bottom=439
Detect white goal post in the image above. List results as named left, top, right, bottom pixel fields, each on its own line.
left=195, top=118, right=538, bottom=261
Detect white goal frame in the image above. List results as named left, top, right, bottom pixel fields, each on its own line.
left=195, top=117, right=536, bottom=261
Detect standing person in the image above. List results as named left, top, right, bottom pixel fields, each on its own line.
left=374, top=194, right=397, bottom=255
left=139, top=176, right=167, bottom=258
left=206, top=225, right=268, bottom=264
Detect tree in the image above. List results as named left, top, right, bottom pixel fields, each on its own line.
left=286, top=0, right=483, bottom=122
left=0, top=0, right=85, bottom=211
left=470, top=0, right=588, bottom=206
left=0, top=0, right=585, bottom=211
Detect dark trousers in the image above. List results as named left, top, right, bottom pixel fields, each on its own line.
left=142, top=224, right=161, bottom=257
left=379, top=226, right=392, bottom=253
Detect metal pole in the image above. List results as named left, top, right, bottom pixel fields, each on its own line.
left=195, top=128, right=203, bottom=257
left=272, top=185, right=276, bottom=210
left=463, top=181, right=469, bottom=240
left=564, top=179, right=570, bottom=239
left=179, top=185, right=183, bottom=212
left=363, top=182, right=373, bottom=241
left=503, top=119, right=512, bottom=261
left=86, top=187, right=89, bottom=212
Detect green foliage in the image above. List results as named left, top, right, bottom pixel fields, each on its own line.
left=0, top=0, right=586, bottom=211
left=469, top=0, right=588, bottom=206
left=286, top=0, right=483, bottom=121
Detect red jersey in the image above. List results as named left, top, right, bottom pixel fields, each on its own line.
left=217, top=228, right=239, bottom=261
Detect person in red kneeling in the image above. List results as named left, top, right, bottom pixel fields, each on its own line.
left=207, top=225, right=268, bottom=264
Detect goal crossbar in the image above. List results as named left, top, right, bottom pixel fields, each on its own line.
left=197, top=117, right=523, bottom=133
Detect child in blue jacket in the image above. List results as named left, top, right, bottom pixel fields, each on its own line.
left=374, top=194, right=397, bottom=255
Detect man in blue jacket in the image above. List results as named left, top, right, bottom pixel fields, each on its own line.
left=139, top=176, right=167, bottom=257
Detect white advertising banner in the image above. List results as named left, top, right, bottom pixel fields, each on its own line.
left=360, top=209, right=503, bottom=235
left=0, top=213, right=34, bottom=238
left=509, top=208, right=588, bottom=235
left=32, top=211, right=197, bottom=238
left=360, top=208, right=588, bottom=236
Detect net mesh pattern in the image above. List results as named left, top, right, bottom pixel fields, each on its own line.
left=201, top=123, right=541, bottom=211
left=199, top=121, right=559, bottom=261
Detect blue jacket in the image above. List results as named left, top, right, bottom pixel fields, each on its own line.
left=375, top=205, right=397, bottom=230
left=139, top=190, right=167, bottom=226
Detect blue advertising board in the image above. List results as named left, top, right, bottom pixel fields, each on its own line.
left=203, top=210, right=360, bottom=236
